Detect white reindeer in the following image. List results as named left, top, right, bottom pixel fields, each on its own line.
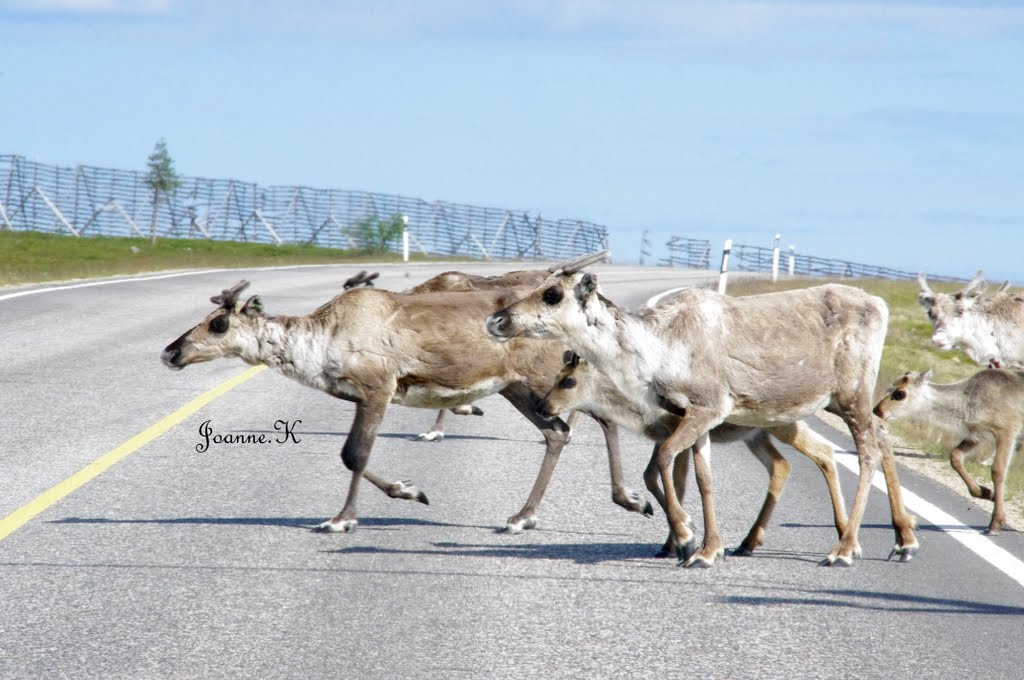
left=874, top=367, right=1024, bottom=535
left=487, top=253, right=918, bottom=567
left=540, top=353, right=848, bottom=558
left=918, top=271, right=1024, bottom=368
left=162, top=259, right=653, bottom=539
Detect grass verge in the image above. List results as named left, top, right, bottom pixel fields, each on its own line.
left=0, top=231, right=447, bottom=286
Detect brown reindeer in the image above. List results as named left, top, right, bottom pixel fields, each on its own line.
left=162, top=268, right=652, bottom=537
left=402, top=268, right=560, bottom=441
left=541, top=353, right=849, bottom=557
left=487, top=252, right=918, bottom=567
left=875, top=368, right=1024, bottom=535
left=918, top=271, right=1024, bottom=368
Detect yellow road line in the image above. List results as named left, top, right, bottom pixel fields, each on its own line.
left=0, top=365, right=267, bottom=543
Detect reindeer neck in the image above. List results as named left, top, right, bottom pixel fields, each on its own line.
left=569, top=301, right=660, bottom=395
left=913, top=382, right=969, bottom=432
left=237, top=315, right=330, bottom=382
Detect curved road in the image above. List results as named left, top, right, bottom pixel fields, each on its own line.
left=2, top=262, right=1023, bottom=679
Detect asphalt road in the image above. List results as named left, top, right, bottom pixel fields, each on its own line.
left=2, top=262, right=1024, bottom=680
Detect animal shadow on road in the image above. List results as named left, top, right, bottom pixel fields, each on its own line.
left=49, top=516, right=495, bottom=532
left=720, top=585, right=1024, bottom=616
left=331, top=540, right=668, bottom=565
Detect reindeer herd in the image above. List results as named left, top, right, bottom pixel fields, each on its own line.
left=161, top=253, right=1023, bottom=568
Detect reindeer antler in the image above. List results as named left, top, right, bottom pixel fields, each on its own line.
left=211, top=280, right=251, bottom=307
left=343, top=271, right=380, bottom=290
left=547, top=249, right=611, bottom=275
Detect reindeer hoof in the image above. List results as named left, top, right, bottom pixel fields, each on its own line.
left=983, top=527, right=1002, bottom=537
left=470, top=406, right=484, bottom=416
left=314, top=519, right=357, bottom=533
left=641, top=500, right=655, bottom=517
left=674, top=538, right=699, bottom=563
left=887, top=544, right=918, bottom=562
left=504, top=516, right=537, bottom=534
left=731, top=545, right=755, bottom=558
left=415, top=431, right=444, bottom=442
left=680, top=551, right=721, bottom=569
left=819, top=554, right=854, bottom=567
left=390, top=481, right=429, bottom=505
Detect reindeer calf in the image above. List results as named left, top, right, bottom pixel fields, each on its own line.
left=541, top=353, right=849, bottom=558
left=875, top=368, right=1024, bottom=535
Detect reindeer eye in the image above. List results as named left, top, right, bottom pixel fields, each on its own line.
left=209, top=315, right=230, bottom=334
left=542, top=286, right=564, bottom=305
left=558, top=376, right=577, bottom=390
left=891, top=389, right=906, bottom=401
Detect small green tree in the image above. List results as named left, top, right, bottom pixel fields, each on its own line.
left=144, top=138, right=182, bottom=246
left=344, top=213, right=405, bottom=254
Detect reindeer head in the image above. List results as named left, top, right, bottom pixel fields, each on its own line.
left=161, top=280, right=266, bottom=369
left=872, top=369, right=932, bottom=420
left=537, top=351, right=594, bottom=417
left=917, top=271, right=988, bottom=351
left=486, top=250, right=610, bottom=343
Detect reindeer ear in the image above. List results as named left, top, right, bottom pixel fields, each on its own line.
left=574, top=273, right=598, bottom=303
left=241, top=295, right=264, bottom=317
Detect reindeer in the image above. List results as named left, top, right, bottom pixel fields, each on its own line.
left=344, top=268, right=571, bottom=442
left=874, top=367, right=1024, bottom=535
left=402, top=268, right=562, bottom=442
left=918, top=271, right=1023, bottom=368
left=161, top=266, right=652, bottom=538
left=487, top=252, right=918, bottom=567
left=540, top=353, right=848, bottom=557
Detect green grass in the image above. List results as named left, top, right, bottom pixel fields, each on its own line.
left=0, top=231, right=445, bottom=286
left=728, top=276, right=1021, bottom=506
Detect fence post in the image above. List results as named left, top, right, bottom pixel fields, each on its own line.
left=788, top=245, right=795, bottom=276
left=718, top=239, right=732, bottom=295
left=402, top=214, right=410, bottom=262
left=771, top=233, right=781, bottom=282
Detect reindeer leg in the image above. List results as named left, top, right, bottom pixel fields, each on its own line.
left=415, top=409, right=449, bottom=442
left=645, top=444, right=694, bottom=557
left=876, top=425, right=919, bottom=561
left=656, top=412, right=723, bottom=565
left=733, top=432, right=790, bottom=557
left=498, top=384, right=571, bottom=533
left=315, top=396, right=391, bottom=534
left=770, top=422, right=848, bottom=538
left=984, top=431, right=1018, bottom=535
left=592, top=415, right=654, bottom=517
left=684, top=432, right=726, bottom=568
left=360, top=469, right=429, bottom=505
left=949, top=438, right=992, bottom=501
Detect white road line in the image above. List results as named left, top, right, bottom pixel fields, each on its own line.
left=0, top=269, right=235, bottom=301
left=824, top=437, right=1024, bottom=588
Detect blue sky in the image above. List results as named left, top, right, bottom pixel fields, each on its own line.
left=1, top=1, right=1021, bottom=281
